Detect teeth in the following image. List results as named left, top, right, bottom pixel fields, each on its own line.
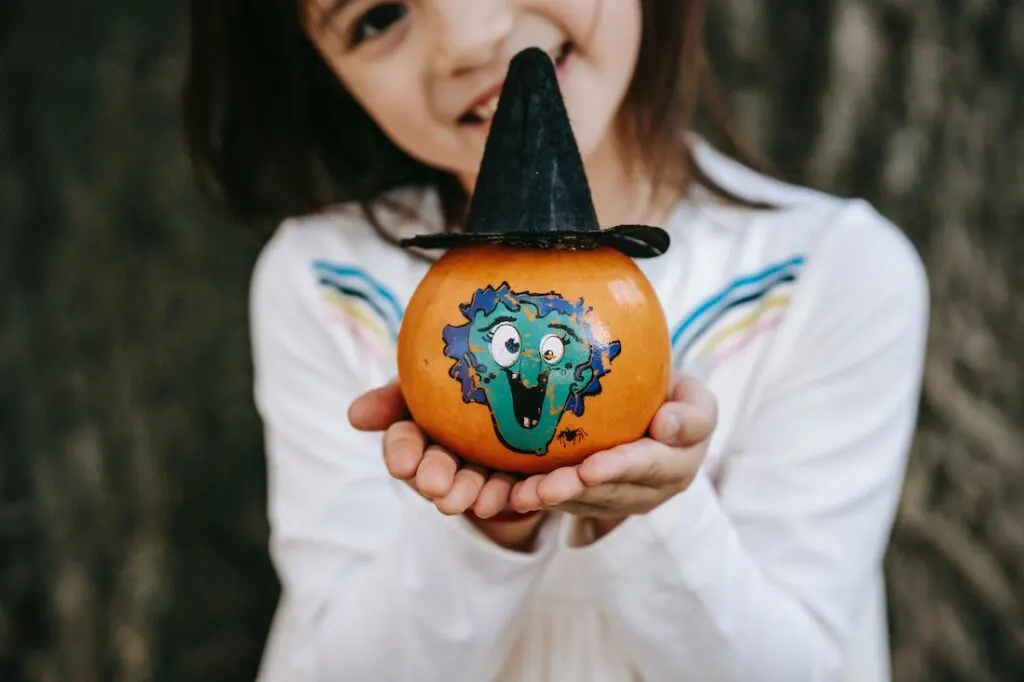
left=521, top=417, right=539, bottom=429
left=471, top=94, right=500, bottom=121
left=464, top=45, right=570, bottom=124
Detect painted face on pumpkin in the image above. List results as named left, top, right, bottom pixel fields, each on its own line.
left=443, top=282, right=621, bottom=456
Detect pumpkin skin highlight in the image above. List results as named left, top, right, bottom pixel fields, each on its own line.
left=397, top=244, right=671, bottom=475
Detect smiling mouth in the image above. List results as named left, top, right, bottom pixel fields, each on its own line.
left=458, top=42, right=574, bottom=126
left=507, top=369, right=548, bottom=429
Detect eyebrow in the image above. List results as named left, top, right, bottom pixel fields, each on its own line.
left=549, top=323, right=580, bottom=342
left=479, top=316, right=516, bottom=332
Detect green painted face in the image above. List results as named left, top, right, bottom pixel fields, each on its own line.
left=442, top=283, right=622, bottom=458
left=467, top=300, right=595, bottom=455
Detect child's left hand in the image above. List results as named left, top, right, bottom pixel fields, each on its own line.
left=508, top=373, right=717, bottom=521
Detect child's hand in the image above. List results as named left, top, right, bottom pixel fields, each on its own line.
left=349, top=383, right=518, bottom=519
left=507, top=373, right=717, bottom=522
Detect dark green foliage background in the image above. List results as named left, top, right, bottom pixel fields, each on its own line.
left=2, top=1, right=1022, bottom=681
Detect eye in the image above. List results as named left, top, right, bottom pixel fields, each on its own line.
left=350, top=2, right=408, bottom=46
left=540, top=334, right=565, bottom=365
left=489, top=323, right=521, bottom=368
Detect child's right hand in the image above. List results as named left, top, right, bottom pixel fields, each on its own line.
left=348, top=383, right=520, bottom=519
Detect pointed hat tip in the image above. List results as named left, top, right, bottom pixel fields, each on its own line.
left=504, top=47, right=558, bottom=91
left=509, top=45, right=555, bottom=70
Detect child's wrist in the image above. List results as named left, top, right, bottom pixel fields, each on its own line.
left=567, top=514, right=629, bottom=547
left=464, top=510, right=549, bottom=552
left=592, top=515, right=628, bottom=538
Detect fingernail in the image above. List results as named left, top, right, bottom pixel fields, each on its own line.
left=664, top=413, right=682, bottom=439
left=579, top=456, right=610, bottom=484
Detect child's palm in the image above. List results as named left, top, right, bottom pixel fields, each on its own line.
left=349, top=382, right=517, bottom=518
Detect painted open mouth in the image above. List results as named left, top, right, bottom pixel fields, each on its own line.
left=458, top=42, right=574, bottom=126
left=507, top=370, right=548, bottom=429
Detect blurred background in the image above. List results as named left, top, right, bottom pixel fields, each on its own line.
left=1, top=1, right=1022, bottom=681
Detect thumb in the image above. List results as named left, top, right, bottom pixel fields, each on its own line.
left=651, top=374, right=717, bottom=446
left=668, top=373, right=718, bottom=424
left=650, top=402, right=715, bottom=447
left=348, top=379, right=410, bottom=432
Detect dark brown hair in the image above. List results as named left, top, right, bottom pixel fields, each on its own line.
left=182, top=0, right=771, bottom=237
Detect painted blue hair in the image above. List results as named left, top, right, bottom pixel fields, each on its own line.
left=441, top=282, right=621, bottom=416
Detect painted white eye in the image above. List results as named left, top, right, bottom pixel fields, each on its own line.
left=489, top=323, right=521, bottom=368
left=540, top=334, right=565, bottom=365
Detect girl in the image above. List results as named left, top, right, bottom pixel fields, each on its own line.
left=183, top=1, right=930, bottom=681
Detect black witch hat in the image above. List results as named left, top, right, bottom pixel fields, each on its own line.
left=399, top=47, right=670, bottom=258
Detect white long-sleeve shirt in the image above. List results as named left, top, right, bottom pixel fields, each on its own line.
left=250, top=141, right=930, bottom=682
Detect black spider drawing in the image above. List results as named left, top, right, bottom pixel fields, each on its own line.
left=556, top=427, right=587, bottom=447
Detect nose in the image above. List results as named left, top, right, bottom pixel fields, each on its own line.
left=428, top=0, right=515, bottom=76
left=517, top=348, right=543, bottom=387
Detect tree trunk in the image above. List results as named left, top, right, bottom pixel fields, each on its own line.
left=1, top=1, right=1021, bottom=681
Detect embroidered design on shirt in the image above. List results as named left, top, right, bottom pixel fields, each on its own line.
left=670, top=255, right=805, bottom=372
left=441, top=282, right=620, bottom=456
left=313, top=261, right=404, bottom=363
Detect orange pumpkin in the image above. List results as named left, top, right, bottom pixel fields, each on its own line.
left=397, top=244, right=670, bottom=474
left=396, top=47, right=673, bottom=474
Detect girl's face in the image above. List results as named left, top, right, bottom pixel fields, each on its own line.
left=303, top=0, right=642, bottom=187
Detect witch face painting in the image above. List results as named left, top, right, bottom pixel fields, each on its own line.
left=442, top=283, right=621, bottom=455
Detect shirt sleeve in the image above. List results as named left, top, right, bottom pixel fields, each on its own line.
left=250, top=224, right=563, bottom=682
left=557, top=200, right=930, bottom=681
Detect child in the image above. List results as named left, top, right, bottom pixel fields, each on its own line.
left=183, top=1, right=930, bottom=681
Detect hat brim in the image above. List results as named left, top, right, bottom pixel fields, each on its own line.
left=398, top=224, right=670, bottom=259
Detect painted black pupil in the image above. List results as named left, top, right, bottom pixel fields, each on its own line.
left=505, top=338, right=520, bottom=354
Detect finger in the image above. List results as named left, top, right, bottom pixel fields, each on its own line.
left=348, top=380, right=410, bottom=432
left=579, top=439, right=696, bottom=487
left=670, top=373, right=718, bottom=425
left=645, top=374, right=717, bottom=447
left=435, top=464, right=487, bottom=516
left=649, top=401, right=715, bottom=447
left=509, top=474, right=545, bottom=512
left=535, top=466, right=587, bottom=507
left=415, top=445, right=459, bottom=499
left=553, top=500, right=637, bottom=519
left=472, top=472, right=518, bottom=519
left=382, top=421, right=427, bottom=480
left=569, top=482, right=667, bottom=512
